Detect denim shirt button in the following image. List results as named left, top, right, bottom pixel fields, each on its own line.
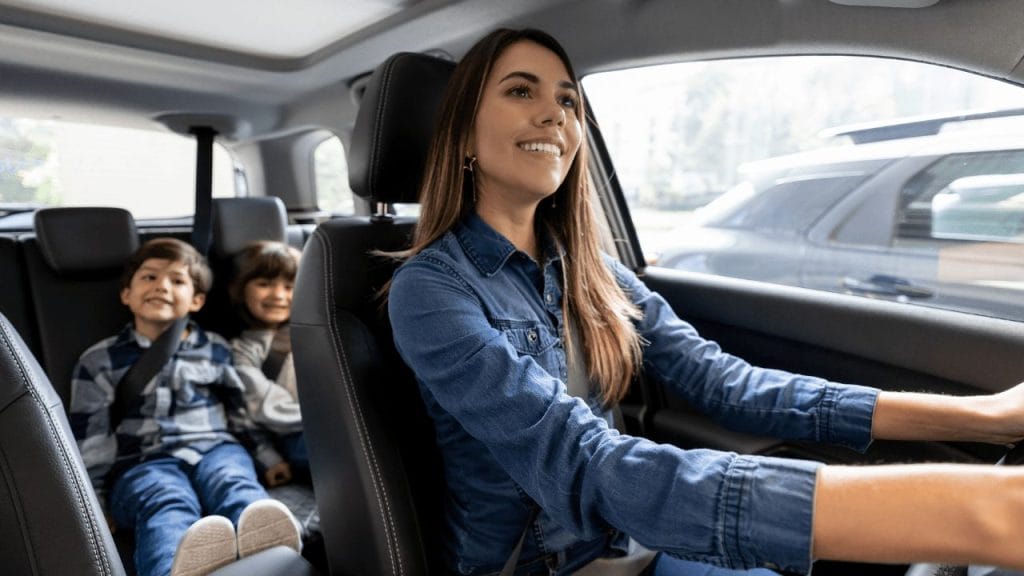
left=545, top=292, right=554, bottom=304
left=527, top=328, right=539, bottom=342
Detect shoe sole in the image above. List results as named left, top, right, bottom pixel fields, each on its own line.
left=236, top=499, right=301, bottom=558
left=169, top=515, right=237, bottom=576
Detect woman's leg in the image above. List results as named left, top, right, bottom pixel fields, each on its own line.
left=191, top=442, right=268, bottom=524
left=645, top=553, right=780, bottom=576
left=110, top=457, right=201, bottom=576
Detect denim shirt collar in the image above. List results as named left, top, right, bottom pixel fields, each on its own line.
left=453, top=211, right=563, bottom=277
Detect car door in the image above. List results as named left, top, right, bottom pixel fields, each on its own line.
left=805, top=147, right=1024, bottom=321
left=585, top=55, right=1024, bottom=575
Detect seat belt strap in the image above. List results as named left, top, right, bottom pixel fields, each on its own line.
left=110, top=317, right=188, bottom=430
left=499, top=505, right=540, bottom=576
left=260, top=326, right=291, bottom=381
left=261, top=347, right=288, bottom=381
left=189, top=126, right=217, bottom=257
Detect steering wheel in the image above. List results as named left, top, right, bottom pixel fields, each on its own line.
left=904, top=443, right=1024, bottom=576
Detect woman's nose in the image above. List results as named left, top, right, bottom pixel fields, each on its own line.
left=536, top=101, right=566, bottom=126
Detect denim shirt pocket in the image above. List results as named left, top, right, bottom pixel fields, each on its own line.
left=493, top=319, right=559, bottom=356
left=492, top=318, right=567, bottom=382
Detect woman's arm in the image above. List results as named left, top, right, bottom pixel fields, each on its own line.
left=609, top=258, right=878, bottom=451
left=390, top=255, right=825, bottom=573
left=872, top=386, right=1024, bottom=444
left=814, top=464, right=1024, bottom=569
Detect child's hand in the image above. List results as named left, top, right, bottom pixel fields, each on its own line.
left=265, top=462, right=293, bottom=487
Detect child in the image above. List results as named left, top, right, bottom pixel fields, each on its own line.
left=229, top=241, right=308, bottom=480
left=69, top=238, right=300, bottom=576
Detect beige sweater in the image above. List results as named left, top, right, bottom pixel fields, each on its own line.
left=231, top=328, right=303, bottom=436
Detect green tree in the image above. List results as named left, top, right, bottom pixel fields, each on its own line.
left=0, top=119, right=58, bottom=206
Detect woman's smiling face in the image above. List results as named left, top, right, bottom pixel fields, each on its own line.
left=469, top=40, right=582, bottom=207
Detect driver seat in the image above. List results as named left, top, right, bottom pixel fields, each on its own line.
left=291, top=51, right=455, bottom=575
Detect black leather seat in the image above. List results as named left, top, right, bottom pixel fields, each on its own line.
left=291, top=52, right=454, bottom=575
left=0, top=311, right=126, bottom=575
left=22, top=207, right=138, bottom=407
left=198, top=196, right=291, bottom=340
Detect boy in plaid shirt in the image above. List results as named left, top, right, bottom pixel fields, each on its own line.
left=70, top=238, right=299, bottom=576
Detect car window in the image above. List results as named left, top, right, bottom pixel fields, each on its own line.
left=0, top=117, right=235, bottom=221
left=703, top=173, right=868, bottom=234
left=313, top=135, right=356, bottom=216
left=312, top=134, right=418, bottom=217
left=585, top=55, right=1024, bottom=321
left=897, top=152, right=1024, bottom=243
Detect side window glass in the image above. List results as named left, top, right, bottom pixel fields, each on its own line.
left=314, top=135, right=355, bottom=216
left=0, top=118, right=236, bottom=220
left=896, top=151, right=1024, bottom=243
left=584, top=56, right=1024, bottom=322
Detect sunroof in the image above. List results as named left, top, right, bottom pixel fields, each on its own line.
left=0, top=0, right=404, bottom=59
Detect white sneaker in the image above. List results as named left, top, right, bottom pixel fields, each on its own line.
left=169, top=515, right=237, bottom=576
left=236, top=499, right=302, bottom=558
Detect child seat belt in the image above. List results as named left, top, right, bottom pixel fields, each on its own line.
left=109, top=124, right=215, bottom=431
left=260, top=326, right=290, bottom=381
left=109, top=317, right=187, bottom=429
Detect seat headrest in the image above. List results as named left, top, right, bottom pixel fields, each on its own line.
left=211, top=197, right=288, bottom=259
left=33, top=207, right=139, bottom=274
left=348, top=52, right=455, bottom=205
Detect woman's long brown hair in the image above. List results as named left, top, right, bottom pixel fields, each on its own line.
left=389, top=28, right=643, bottom=406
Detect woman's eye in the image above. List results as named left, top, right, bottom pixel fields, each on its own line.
left=508, top=85, right=531, bottom=98
left=559, top=95, right=578, bottom=109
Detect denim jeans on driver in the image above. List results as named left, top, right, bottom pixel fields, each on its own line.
left=109, top=442, right=268, bottom=576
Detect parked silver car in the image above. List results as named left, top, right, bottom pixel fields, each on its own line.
left=658, top=113, right=1024, bottom=321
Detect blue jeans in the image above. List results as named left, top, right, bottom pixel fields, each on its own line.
left=110, top=443, right=269, bottom=576
left=279, top=431, right=309, bottom=475
left=644, top=553, right=781, bottom=576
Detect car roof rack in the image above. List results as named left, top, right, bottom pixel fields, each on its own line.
left=819, top=107, right=1024, bottom=144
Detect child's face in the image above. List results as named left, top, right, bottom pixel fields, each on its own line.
left=120, top=258, right=205, bottom=337
left=244, top=276, right=294, bottom=328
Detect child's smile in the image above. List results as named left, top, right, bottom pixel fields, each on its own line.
left=244, top=276, right=294, bottom=328
left=120, top=258, right=205, bottom=340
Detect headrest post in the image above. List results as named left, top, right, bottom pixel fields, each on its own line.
left=374, top=201, right=395, bottom=221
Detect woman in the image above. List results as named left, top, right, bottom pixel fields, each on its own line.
left=387, top=28, right=1024, bottom=575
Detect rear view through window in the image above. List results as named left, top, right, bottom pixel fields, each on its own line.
left=585, top=56, right=1024, bottom=322
left=1, top=118, right=235, bottom=223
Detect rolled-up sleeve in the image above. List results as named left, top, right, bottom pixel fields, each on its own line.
left=609, top=258, right=879, bottom=453
left=390, top=254, right=830, bottom=573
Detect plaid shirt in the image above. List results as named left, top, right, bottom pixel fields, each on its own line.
left=69, top=321, right=282, bottom=499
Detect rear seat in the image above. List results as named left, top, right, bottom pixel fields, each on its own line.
left=0, top=202, right=322, bottom=573
left=22, top=207, right=138, bottom=405
left=5, top=202, right=312, bottom=403
left=201, top=197, right=323, bottom=556
left=0, top=233, right=39, bottom=357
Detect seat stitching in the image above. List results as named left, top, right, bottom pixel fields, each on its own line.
left=0, top=318, right=114, bottom=575
left=321, top=232, right=403, bottom=574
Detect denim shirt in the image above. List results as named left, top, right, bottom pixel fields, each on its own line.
left=388, top=213, right=879, bottom=575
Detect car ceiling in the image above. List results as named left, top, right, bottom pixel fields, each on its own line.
left=1, top=0, right=1023, bottom=143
